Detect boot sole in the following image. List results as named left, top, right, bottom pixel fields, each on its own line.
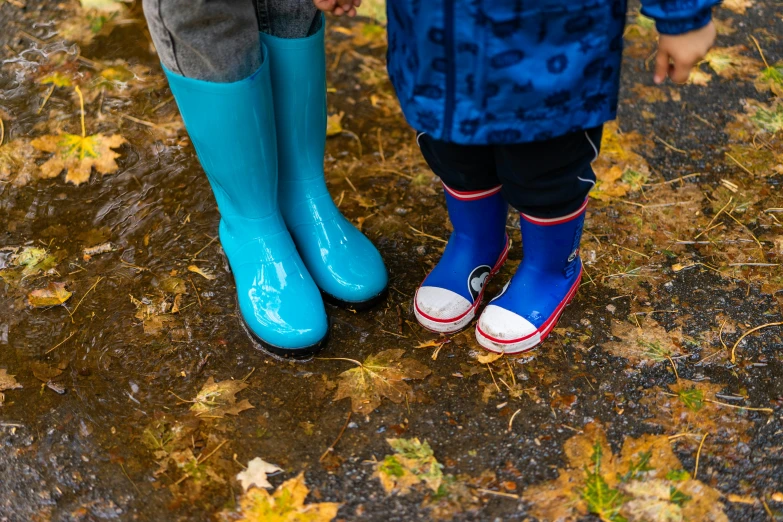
left=322, top=286, right=389, bottom=312
left=240, top=314, right=330, bottom=360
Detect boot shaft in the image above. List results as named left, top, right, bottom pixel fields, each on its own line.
left=443, top=184, right=508, bottom=247
left=163, top=48, right=280, bottom=221
left=519, top=199, right=586, bottom=277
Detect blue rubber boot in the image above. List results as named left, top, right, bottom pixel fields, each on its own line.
left=163, top=48, right=328, bottom=358
left=259, top=18, right=388, bottom=310
left=414, top=184, right=509, bottom=333
left=476, top=200, right=587, bottom=354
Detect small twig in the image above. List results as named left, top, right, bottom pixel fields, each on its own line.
left=487, top=363, right=501, bottom=393
left=320, top=412, right=352, bottom=462
left=693, top=433, right=708, bottom=479
left=704, top=399, right=773, bottom=413
left=611, top=243, right=650, bottom=259
left=344, top=176, right=358, bottom=193
left=120, top=463, right=141, bottom=494
left=729, top=263, right=778, bottom=267
left=507, top=409, right=522, bottom=432
left=695, top=197, right=733, bottom=239
left=749, top=35, right=770, bottom=69
left=191, top=235, right=217, bottom=260
left=377, top=128, right=385, bottom=163
left=0, top=116, right=4, bottom=146
left=408, top=225, right=447, bottom=244
left=731, top=322, right=783, bottom=363
left=665, top=354, right=680, bottom=381
left=474, top=488, right=520, bottom=500
left=68, top=276, right=104, bottom=323
left=37, top=84, right=54, bottom=115
left=725, top=153, right=755, bottom=176
left=654, top=135, right=687, bottom=154
left=188, top=276, right=202, bottom=308
left=198, top=440, right=228, bottom=465
left=45, top=331, right=76, bottom=354
left=643, top=173, right=701, bottom=187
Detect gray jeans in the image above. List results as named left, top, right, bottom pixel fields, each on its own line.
left=142, top=0, right=319, bottom=83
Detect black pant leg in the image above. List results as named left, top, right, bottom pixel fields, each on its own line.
left=494, top=126, right=603, bottom=217
left=418, top=132, right=501, bottom=192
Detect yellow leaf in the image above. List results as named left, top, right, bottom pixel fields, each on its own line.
left=630, top=84, right=668, bottom=103
left=31, top=132, right=126, bottom=186
left=704, top=46, right=762, bottom=80
left=721, top=0, right=752, bottom=14
left=39, top=71, right=73, bottom=88
left=688, top=69, right=713, bottom=86
left=326, top=112, right=344, bottom=137
left=28, top=282, right=72, bottom=307
left=224, top=473, right=340, bottom=522
left=476, top=351, right=503, bottom=364
left=188, top=265, right=216, bottom=280
left=333, top=349, right=430, bottom=414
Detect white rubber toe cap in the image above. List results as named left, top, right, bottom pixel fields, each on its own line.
left=414, top=286, right=475, bottom=333
left=476, top=304, right=541, bottom=354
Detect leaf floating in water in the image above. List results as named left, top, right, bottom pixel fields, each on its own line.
left=31, top=132, right=127, bottom=186
left=28, top=282, right=73, bottom=307
left=236, top=457, right=282, bottom=491
left=332, top=349, right=431, bottom=414
left=188, top=265, right=216, bottom=281
left=189, top=377, right=254, bottom=418
left=0, top=369, right=23, bottom=406
left=375, top=438, right=444, bottom=495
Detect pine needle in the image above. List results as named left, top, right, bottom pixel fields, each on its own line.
left=730, top=322, right=783, bottom=363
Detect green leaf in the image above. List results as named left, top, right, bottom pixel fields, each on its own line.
left=677, top=386, right=705, bottom=412
left=670, top=486, right=692, bottom=506
left=583, top=441, right=628, bottom=522
left=619, top=450, right=654, bottom=482
left=751, top=102, right=783, bottom=134
left=665, top=469, right=691, bottom=482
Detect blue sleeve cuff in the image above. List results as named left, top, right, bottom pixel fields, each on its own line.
left=653, top=7, right=713, bottom=35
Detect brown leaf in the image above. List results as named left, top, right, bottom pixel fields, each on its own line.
left=31, top=362, right=63, bottom=382
left=603, top=316, right=687, bottom=367
left=31, top=132, right=126, bottom=186
left=590, top=121, right=652, bottom=201
left=28, top=282, right=72, bottom=307
left=190, top=377, right=254, bottom=418
left=333, top=349, right=431, bottom=414
left=721, top=0, right=752, bottom=14
left=0, top=369, right=23, bottom=406
left=0, top=139, right=40, bottom=187
left=630, top=84, right=668, bottom=103
left=187, top=265, right=216, bottom=280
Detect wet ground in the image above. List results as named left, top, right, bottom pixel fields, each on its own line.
left=1, top=1, right=783, bottom=521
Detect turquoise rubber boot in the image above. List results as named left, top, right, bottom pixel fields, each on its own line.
left=163, top=47, right=328, bottom=357
left=259, top=18, right=389, bottom=310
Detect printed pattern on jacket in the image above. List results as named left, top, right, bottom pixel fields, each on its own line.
left=386, top=0, right=718, bottom=145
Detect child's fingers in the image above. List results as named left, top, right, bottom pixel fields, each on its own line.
left=668, top=60, right=692, bottom=84
left=313, top=0, right=336, bottom=10
left=653, top=49, right=669, bottom=85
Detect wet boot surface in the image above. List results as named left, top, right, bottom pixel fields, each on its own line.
left=1, top=1, right=783, bottom=520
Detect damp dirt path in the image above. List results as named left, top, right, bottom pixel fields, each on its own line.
left=1, top=1, right=783, bottom=521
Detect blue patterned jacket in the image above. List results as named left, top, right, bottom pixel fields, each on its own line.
left=386, top=0, right=718, bottom=145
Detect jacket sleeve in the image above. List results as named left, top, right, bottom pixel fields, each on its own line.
left=640, top=0, right=719, bottom=35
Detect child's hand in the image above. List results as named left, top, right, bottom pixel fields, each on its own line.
left=654, top=21, right=716, bottom=84
left=313, top=0, right=361, bottom=17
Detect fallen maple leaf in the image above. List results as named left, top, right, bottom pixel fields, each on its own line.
left=28, top=282, right=72, bottom=307
left=0, top=139, right=40, bottom=187
left=703, top=46, right=762, bottom=80
left=236, top=457, right=281, bottom=491
left=0, top=246, right=60, bottom=286
left=603, top=316, right=687, bottom=367
left=31, top=132, right=126, bottom=185
left=222, top=473, right=340, bottom=522
left=189, top=377, right=254, bottom=418
left=0, top=369, right=23, bottom=406
left=721, top=0, right=752, bottom=14
left=523, top=423, right=729, bottom=522
left=326, top=112, right=344, bottom=137
left=30, top=361, right=63, bottom=382
left=640, top=380, right=758, bottom=451
left=688, top=69, right=713, bottom=86
left=332, top=349, right=430, bottom=414
left=590, top=121, right=651, bottom=201
left=375, top=438, right=444, bottom=495
left=754, top=65, right=783, bottom=97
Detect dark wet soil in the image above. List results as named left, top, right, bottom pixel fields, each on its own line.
left=2, top=1, right=783, bottom=521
